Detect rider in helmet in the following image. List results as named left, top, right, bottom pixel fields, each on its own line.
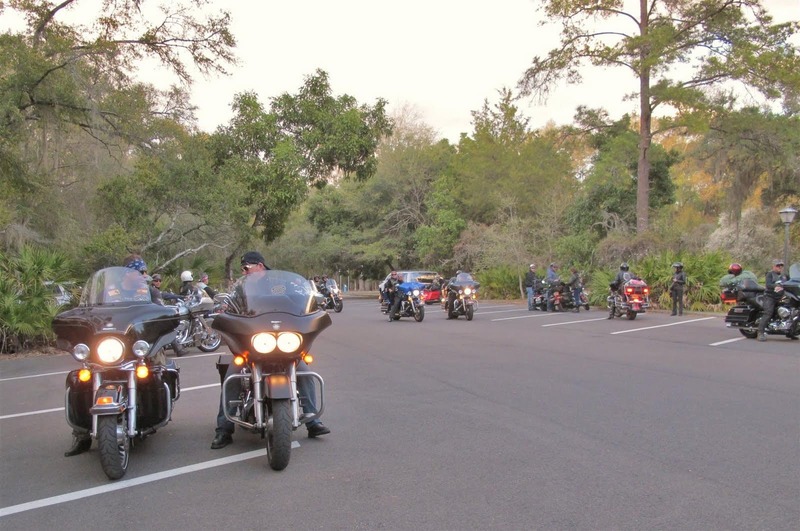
left=719, top=263, right=757, bottom=289
left=608, top=262, right=634, bottom=319
left=669, top=262, right=686, bottom=316
left=179, top=270, right=194, bottom=297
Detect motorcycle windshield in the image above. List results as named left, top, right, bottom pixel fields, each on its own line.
left=229, top=270, right=318, bottom=316
left=790, top=263, right=799, bottom=281
left=325, top=279, right=339, bottom=291
left=80, top=267, right=153, bottom=306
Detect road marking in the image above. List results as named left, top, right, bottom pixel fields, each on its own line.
left=610, top=317, right=716, bottom=335
left=0, top=383, right=221, bottom=421
left=492, top=312, right=563, bottom=322
left=542, top=317, right=610, bottom=327
left=0, top=446, right=298, bottom=518
left=709, top=337, right=746, bottom=346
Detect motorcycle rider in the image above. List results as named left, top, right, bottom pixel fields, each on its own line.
left=567, top=267, right=582, bottom=313
left=197, top=272, right=217, bottom=299
left=179, top=270, right=195, bottom=298
left=525, top=264, right=537, bottom=311
left=757, top=260, right=786, bottom=342
left=211, top=251, right=330, bottom=449
left=719, top=263, right=758, bottom=288
left=608, top=262, right=633, bottom=319
left=545, top=263, right=559, bottom=311
left=670, top=262, right=686, bottom=316
left=384, top=270, right=404, bottom=321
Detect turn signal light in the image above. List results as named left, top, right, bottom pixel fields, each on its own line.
left=96, top=396, right=113, bottom=405
left=234, top=355, right=246, bottom=366
left=303, top=353, right=314, bottom=364
left=78, top=369, right=92, bottom=382
left=136, top=365, right=149, bottom=379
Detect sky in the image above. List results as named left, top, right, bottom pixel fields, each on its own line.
left=183, top=0, right=799, bottom=142
left=4, top=0, right=799, bottom=142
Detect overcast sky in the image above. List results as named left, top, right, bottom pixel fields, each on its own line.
left=4, top=0, right=799, bottom=142
left=185, top=0, right=799, bottom=142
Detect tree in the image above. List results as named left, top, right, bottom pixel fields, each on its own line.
left=519, top=0, right=800, bottom=232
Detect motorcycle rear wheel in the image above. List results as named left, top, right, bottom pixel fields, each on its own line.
left=197, top=330, right=222, bottom=352
left=266, top=399, right=292, bottom=471
left=626, top=310, right=637, bottom=320
left=466, top=305, right=474, bottom=321
left=739, top=329, right=758, bottom=339
left=97, top=413, right=130, bottom=480
left=414, top=306, right=425, bottom=322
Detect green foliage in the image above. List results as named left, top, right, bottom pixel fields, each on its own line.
left=0, top=246, right=74, bottom=353
left=472, top=266, right=518, bottom=300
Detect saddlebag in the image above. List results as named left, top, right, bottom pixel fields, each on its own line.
left=725, top=305, right=759, bottom=327
left=65, top=370, right=92, bottom=430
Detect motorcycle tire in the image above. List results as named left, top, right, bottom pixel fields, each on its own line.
left=584, top=304, right=590, bottom=311
left=97, top=413, right=130, bottom=480
left=739, top=329, right=758, bottom=339
left=466, top=305, right=474, bottom=321
left=554, top=303, right=562, bottom=312
left=626, top=310, right=637, bottom=320
left=334, top=299, right=343, bottom=313
left=266, top=399, right=292, bottom=471
left=414, top=306, right=425, bottom=322
left=197, top=330, right=222, bottom=352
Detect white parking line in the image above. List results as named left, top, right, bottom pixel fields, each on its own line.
left=542, top=317, right=610, bottom=327
left=709, top=337, right=746, bottom=346
left=0, top=383, right=220, bottom=421
left=0, top=447, right=299, bottom=517
left=492, top=312, right=563, bottom=322
left=610, top=317, right=716, bottom=335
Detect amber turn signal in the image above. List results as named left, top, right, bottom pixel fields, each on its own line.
left=303, top=353, right=313, bottom=364
left=78, top=369, right=92, bottom=382
left=136, top=365, right=149, bottom=378
left=234, top=355, right=246, bottom=366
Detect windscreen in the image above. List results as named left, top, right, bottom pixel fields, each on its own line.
left=228, top=270, right=317, bottom=316
left=790, top=263, right=799, bottom=280
left=80, top=267, right=153, bottom=306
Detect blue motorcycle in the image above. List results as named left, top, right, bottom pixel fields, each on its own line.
left=381, top=281, right=425, bottom=322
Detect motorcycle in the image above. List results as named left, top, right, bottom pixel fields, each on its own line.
left=168, top=287, right=222, bottom=355
left=445, top=274, right=480, bottom=320
left=723, top=263, right=800, bottom=339
left=607, top=274, right=651, bottom=320
left=545, top=281, right=590, bottom=312
left=213, top=270, right=331, bottom=471
left=53, top=267, right=183, bottom=480
left=382, top=281, right=425, bottom=322
left=317, top=278, right=344, bottom=313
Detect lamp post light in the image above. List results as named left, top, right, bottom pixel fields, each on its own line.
left=779, top=206, right=798, bottom=271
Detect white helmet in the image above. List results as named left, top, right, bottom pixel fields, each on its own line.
left=180, top=270, right=193, bottom=282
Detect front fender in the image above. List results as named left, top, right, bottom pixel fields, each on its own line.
left=264, top=374, right=293, bottom=399
left=89, top=384, right=128, bottom=415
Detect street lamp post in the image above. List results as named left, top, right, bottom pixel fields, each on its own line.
left=778, top=206, right=797, bottom=272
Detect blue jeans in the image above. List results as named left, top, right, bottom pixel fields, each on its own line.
left=572, top=287, right=582, bottom=308
left=526, top=286, right=534, bottom=309
left=216, top=360, right=320, bottom=435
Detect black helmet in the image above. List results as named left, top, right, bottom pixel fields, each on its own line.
left=672, top=262, right=683, bottom=269
left=728, top=263, right=742, bottom=275
left=619, top=262, right=629, bottom=271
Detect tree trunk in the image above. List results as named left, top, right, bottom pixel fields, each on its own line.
left=636, top=0, right=651, bottom=234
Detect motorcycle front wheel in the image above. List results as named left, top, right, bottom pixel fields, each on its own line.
left=97, top=413, right=130, bottom=480
left=197, top=329, right=222, bottom=352
left=414, top=305, right=425, bottom=322
left=466, top=305, right=474, bottom=321
left=333, top=299, right=343, bottom=313
left=266, top=399, right=292, bottom=471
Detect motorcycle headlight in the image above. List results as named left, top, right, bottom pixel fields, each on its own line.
left=277, top=332, right=302, bottom=353
left=412, top=289, right=420, bottom=297
left=72, top=343, right=90, bottom=362
left=464, top=287, right=472, bottom=295
left=252, top=332, right=277, bottom=354
left=96, top=337, right=125, bottom=364
left=132, top=340, right=150, bottom=358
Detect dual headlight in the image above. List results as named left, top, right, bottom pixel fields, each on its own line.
left=251, top=332, right=303, bottom=354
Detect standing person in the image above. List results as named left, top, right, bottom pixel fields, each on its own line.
left=524, top=264, right=537, bottom=311
left=567, top=267, right=582, bottom=313
left=211, top=251, right=330, bottom=449
left=757, top=260, right=785, bottom=342
left=545, top=263, right=559, bottom=311
left=669, top=262, right=686, bottom=316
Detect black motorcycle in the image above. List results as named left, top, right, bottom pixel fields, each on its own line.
left=213, top=270, right=332, bottom=471
left=53, top=267, right=183, bottom=480
left=445, top=273, right=480, bottom=320
left=723, top=263, right=800, bottom=339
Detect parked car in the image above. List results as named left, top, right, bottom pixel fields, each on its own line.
left=44, top=281, right=74, bottom=306
left=379, top=271, right=440, bottom=304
